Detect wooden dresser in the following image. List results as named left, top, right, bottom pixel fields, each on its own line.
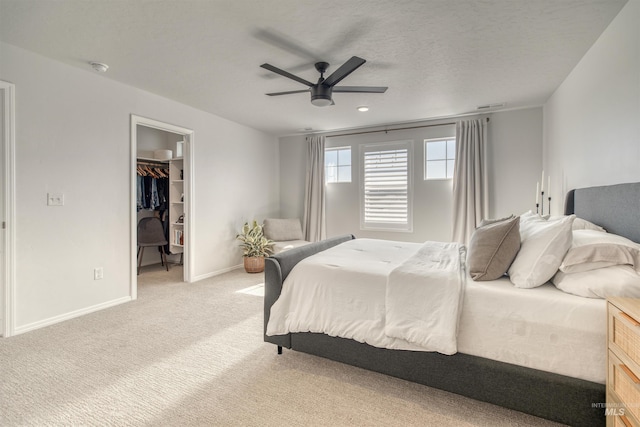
left=608, top=297, right=640, bottom=426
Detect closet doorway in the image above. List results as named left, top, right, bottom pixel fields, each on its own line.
left=130, top=115, right=194, bottom=299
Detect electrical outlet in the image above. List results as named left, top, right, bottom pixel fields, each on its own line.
left=94, top=267, right=104, bottom=280
left=47, top=193, right=64, bottom=206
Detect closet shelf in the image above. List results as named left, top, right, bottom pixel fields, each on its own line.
left=137, top=156, right=183, bottom=162
left=169, top=157, right=185, bottom=255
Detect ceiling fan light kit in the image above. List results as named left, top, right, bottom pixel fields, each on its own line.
left=261, top=56, right=387, bottom=107
left=310, top=85, right=333, bottom=107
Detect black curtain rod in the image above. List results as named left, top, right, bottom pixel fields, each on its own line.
left=326, top=117, right=489, bottom=138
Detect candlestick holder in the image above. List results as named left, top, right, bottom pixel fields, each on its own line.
left=536, top=203, right=539, bottom=214
left=540, top=191, right=545, bottom=216
left=547, top=197, right=551, bottom=216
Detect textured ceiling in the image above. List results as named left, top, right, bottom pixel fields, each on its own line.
left=0, top=0, right=628, bottom=136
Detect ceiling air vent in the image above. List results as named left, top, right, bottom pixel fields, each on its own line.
left=477, top=103, right=506, bottom=110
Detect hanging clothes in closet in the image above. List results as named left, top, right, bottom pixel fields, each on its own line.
left=137, top=160, right=171, bottom=252
left=136, top=162, right=169, bottom=211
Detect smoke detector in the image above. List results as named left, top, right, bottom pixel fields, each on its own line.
left=89, top=62, right=109, bottom=73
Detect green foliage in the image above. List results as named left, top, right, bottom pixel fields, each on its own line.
left=236, top=220, right=274, bottom=257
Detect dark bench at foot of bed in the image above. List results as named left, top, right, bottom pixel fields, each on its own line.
left=264, top=234, right=604, bottom=427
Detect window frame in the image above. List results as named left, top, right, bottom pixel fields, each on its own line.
left=359, top=140, right=413, bottom=232
left=325, top=145, right=352, bottom=184
left=424, top=137, right=456, bottom=180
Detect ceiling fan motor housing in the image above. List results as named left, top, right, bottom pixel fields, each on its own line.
left=311, top=85, right=333, bottom=107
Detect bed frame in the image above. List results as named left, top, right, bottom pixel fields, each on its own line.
left=264, top=182, right=640, bottom=426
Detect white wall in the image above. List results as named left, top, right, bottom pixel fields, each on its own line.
left=280, top=108, right=543, bottom=243
left=544, top=0, right=640, bottom=214
left=137, top=125, right=181, bottom=159
left=279, top=135, right=307, bottom=222
left=0, top=42, right=279, bottom=332
left=489, top=108, right=543, bottom=217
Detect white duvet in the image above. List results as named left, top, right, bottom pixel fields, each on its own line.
left=266, top=239, right=467, bottom=354
left=266, top=238, right=606, bottom=383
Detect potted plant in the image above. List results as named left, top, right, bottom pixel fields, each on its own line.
left=236, top=220, right=274, bottom=273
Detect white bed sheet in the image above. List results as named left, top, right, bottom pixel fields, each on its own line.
left=267, top=238, right=607, bottom=384
left=458, top=277, right=606, bottom=383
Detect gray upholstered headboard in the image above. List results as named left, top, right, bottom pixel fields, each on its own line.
left=564, top=182, right=640, bottom=243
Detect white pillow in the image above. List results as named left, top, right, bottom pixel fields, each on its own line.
left=519, top=210, right=544, bottom=223
left=508, top=215, right=575, bottom=288
left=553, top=265, right=640, bottom=299
left=572, top=218, right=606, bottom=232
left=559, top=229, right=640, bottom=273
left=547, top=216, right=605, bottom=232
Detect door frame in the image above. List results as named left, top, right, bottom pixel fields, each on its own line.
left=130, top=115, right=195, bottom=299
left=1, top=81, right=16, bottom=337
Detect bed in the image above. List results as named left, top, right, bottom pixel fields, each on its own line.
left=263, top=182, right=640, bottom=426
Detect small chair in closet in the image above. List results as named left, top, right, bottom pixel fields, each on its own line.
left=137, top=217, right=169, bottom=275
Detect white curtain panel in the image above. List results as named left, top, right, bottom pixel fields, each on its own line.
left=303, top=136, right=326, bottom=242
left=452, top=119, right=489, bottom=244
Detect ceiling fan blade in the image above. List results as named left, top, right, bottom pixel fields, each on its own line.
left=322, top=56, right=366, bottom=87
left=333, top=86, right=388, bottom=93
left=260, top=63, right=314, bottom=87
left=266, top=89, right=310, bottom=96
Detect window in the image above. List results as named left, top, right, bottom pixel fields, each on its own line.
left=360, top=140, right=413, bottom=231
left=424, top=137, right=456, bottom=180
left=325, top=146, right=351, bottom=183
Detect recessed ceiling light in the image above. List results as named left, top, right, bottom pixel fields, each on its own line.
left=357, top=106, right=369, bottom=112
left=89, top=62, right=109, bottom=73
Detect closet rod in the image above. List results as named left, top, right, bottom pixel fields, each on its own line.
left=325, top=117, right=489, bottom=138
left=137, top=159, right=169, bottom=167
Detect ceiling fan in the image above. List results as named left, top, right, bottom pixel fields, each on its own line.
left=260, top=56, right=388, bottom=107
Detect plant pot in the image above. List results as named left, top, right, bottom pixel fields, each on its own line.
left=244, top=256, right=265, bottom=273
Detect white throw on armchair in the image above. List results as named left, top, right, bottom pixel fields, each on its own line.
left=263, top=218, right=310, bottom=254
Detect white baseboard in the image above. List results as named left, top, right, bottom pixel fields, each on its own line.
left=191, top=264, right=243, bottom=283
left=13, top=296, right=132, bottom=336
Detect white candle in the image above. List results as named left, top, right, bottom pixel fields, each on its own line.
left=536, top=182, right=539, bottom=204
left=541, top=170, right=545, bottom=192
left=548, top=176, right=551, bottom=198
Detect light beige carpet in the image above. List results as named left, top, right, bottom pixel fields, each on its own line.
left=0, top=264, right=564, bottom=426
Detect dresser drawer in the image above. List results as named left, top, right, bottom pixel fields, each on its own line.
left=609, top=350, right=640, bottom=424
left=610, top=304, right=640, bottom=365
left=614, top=414, right=635, bottom=427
